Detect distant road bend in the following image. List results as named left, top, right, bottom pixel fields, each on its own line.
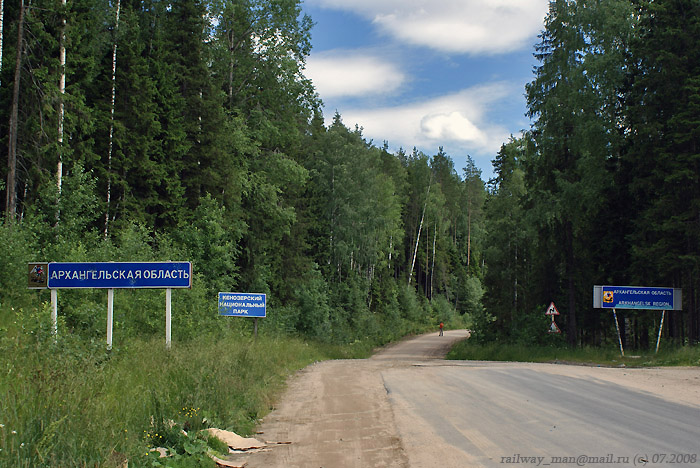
left=228, top=330, right=700, bottom=468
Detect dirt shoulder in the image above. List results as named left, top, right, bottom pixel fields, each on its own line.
left=226, top=330, right=469, bottom=467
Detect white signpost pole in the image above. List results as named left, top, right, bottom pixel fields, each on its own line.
left=165, top=288, right=172, bottom=349
left=50, top=288, right=58, bottom=339
left=613, top=308, right=624, bottom=357
left=655, top=310, right=665, bottom=354
left=107, top=288, right=114, bottom=350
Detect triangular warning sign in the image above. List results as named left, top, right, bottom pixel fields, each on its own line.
left=545, top=302, right=560, bottom=316
left=548, top=320, right=561, bottom=334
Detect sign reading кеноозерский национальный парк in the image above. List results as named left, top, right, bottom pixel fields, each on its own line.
left=218, top=292, right=266, bottom=317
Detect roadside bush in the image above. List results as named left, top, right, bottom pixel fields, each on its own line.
left=431, top=295, right=454, bottom=325
left=461, top=276, right=484, bottom=318
left=398, top=284, right=423, bottom=323
left=0, top=220, right=39, bottom=315
left=294, top=265, right=332, bottom=340
left=510, top=305, right=563, bottom=346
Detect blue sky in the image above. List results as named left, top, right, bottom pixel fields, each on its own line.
left=300, top=0, right=551, bottom=180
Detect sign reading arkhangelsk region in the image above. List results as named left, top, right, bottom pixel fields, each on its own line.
left=47, top=262, right=192, bottom=289
left=218, top=292, right=266, bottom=317
left=601, top=285, right=675, bottom=310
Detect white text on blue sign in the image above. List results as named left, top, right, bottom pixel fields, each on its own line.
left=218, top=293, right=267, bottom=317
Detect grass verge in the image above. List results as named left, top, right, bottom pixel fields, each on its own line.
left=0, top=321, right=368, bottom=467
left=446, top=341, right=700, bottom=367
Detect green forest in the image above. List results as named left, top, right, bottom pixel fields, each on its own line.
left=1, top=0, right=700, bottom=350
left=1, top=0, right=700, bottom=465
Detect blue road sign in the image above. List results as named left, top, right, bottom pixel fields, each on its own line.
left=602, top=286, right=674, bottom=310
left=47, top=262, right=192, bottom=289
left=218, top=292, right=266, bottom=317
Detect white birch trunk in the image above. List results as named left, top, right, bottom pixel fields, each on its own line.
left=388, top=234, right=392, bottom=262
left=425, top=223, right=429, bottom=296
left=104, top=0, right=121, bottom=238
left=57, top=0, right=67, bottom=196
left=408, top=181, right=430, bottom=285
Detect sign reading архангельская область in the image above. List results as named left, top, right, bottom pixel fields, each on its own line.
left=594, top=285, right=681, bottom=310
left=47, top=262, right=192, bottom=289
left=218, top=292, right=266, bottom=317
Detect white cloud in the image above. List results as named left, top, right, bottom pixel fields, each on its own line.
left=333, top=83, right=513, bottom=157
left=421, top=112, right=486, bottom=145
left=306, top=0, right=549, bottom=54
left=305, top=51, right=406, bottom=98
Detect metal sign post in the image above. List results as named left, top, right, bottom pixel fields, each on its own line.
left=613, top=309, right=624, bottom=357
left=50, top=289, right=58, bottom=339
left=166, top=288, right=172, bottom=350
left=655, top=310, right=665, bottom=354
left=107, top=289, right=114, bottom=350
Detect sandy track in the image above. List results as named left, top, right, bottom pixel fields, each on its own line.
left=227, top=331, right=468, bottom=467
left=226, top=331, right=700, bottom=467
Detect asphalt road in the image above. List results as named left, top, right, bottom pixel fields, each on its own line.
left=384, top=360, right=700, bottom=467
left=232, top=330, right=700, bottom=468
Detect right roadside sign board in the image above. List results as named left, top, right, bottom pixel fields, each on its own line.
left=593, top=286, right=681, bottom=310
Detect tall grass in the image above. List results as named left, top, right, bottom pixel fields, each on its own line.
left=446, top=340, right=700, bottom=367
left=0, top=307, right=360, bottom=467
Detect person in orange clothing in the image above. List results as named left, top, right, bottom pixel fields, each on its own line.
left=439, top=322, right=444, bottom=336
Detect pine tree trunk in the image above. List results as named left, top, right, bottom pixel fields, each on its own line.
left=467, top=203, right=471, bottom=269
left=513, top=242, right=518, bottom=314
left=0, top=0, right=5, bottom=88
left=565, top=220, right=577, bottom=347
left=5, top=0, right=24, bottom=219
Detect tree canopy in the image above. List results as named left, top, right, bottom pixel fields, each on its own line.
left=1, top=0, right=699, bottom=348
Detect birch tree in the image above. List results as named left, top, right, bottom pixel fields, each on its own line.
left=56, top=0, right=66, bottom=196
left=408, top=178, right=430, bottom=286
left=104, top=0, right=120, bottom=238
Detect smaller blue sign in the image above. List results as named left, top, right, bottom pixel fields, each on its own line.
left=218, top=292, right=266, bottom=317
left=602, top=286, right=674, bottom=310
